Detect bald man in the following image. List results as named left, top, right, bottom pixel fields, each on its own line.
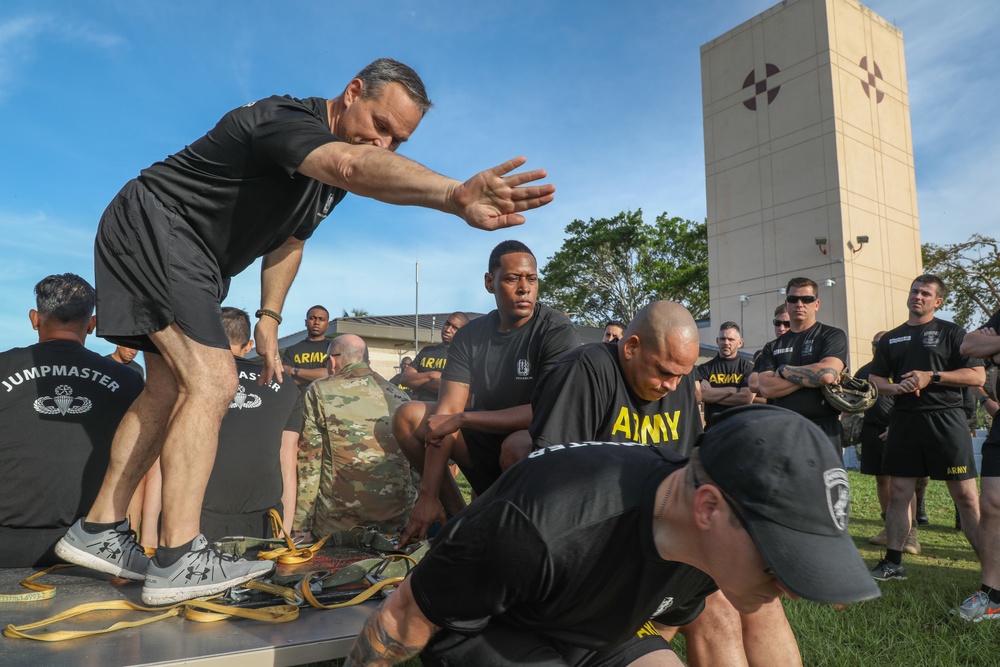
left=530, top=301, right=802, bottom=667
left=293, top=334, right=416, bottom=539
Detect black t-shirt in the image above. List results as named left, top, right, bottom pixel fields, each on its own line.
left=871, top=318, right=982, bottom=412
left=530, top=342, right=702, bottom=456
left=696, top=354, right=753, bottom=426
left=854, top=361, right=894, bottom=427
left=757, top=322, right=849, bottom=421
left=409, top=443, right=716, bottom=650
left=409, top=343, right=451, bottom=401
left=138, top=96, right=346, bottom=278
left=103, top=354, right=145, bottom=380
left=203, top=357, right=303, bottom=515
left=0, top=341, right=143, bottom=531
left=443, top=304, right=579, bottom=412
left=282, top=338, right=329, bottom=393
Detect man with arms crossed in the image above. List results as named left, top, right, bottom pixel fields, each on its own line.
left=282, top=305, right=333, bottom=393
left=56, top=58, right=554, bottom=605
left=756, top=278, right=848, bottom=451
left=395, top=241, right=578, bottom=541
left=402, top=311, right=469, bottom=401
left=344, top=406, right=878, bottom=666
left=697, top=321, right=754, bottom=428
left=868, top=274, right=984, bottom=581
left=531, top=302, right=800, bottom=666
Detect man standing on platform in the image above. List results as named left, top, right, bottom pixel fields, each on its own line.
left=56, top=57, right=554, bottom=605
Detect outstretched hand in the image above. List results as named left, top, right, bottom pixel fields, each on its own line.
left=452, top=157, right=555, bottom=230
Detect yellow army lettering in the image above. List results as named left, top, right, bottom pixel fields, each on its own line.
left=947, top=466, right=968, bottom=475
left=419, top=357, right=447, bottom=370
left=293, top=352, right=327, bottom=364
left=636, top=621, right=660, bottom=639
left=611, top=408, right=681, bottom=444
left=708, top=372, right=743, bottom=384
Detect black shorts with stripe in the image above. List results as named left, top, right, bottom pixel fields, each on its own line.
left=882, top=408, right=977, bottom=480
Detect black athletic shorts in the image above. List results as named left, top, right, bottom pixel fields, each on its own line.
left=421, top=620, right=671, bottom=667
left=199, top=504, right=281, bottom=543
left=94, top=179, right=230, bottom=354
left=459, top=428, right=507, bottom=496
left=882, top=409, right=977, bottom=480
left=859, top=421, right=888, bottom=476
left=981, top=415, right=1000, bottom=477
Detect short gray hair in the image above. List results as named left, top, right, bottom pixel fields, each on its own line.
left=355, top=58, right=432, bottom=114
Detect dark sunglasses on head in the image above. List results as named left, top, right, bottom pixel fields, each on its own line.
left=786, top=295, right=818, bottom=304
left=773, top=319, right=791, bottom=327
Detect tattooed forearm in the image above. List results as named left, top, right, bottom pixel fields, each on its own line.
left=784, top=366, right=840, bottom=388
left=343, top=611, right=430, bottom=666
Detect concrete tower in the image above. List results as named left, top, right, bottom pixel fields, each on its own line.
left=701, top=0, right=920, bottom=366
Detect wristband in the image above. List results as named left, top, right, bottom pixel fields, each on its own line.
left=255, top=308, right=282, bottom=325
left=293, top=367, right=300, bottom=378
left=776, top=364, right=787, bottom=379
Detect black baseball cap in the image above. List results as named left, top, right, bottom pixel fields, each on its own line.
left=696, top=404, right=880, bottom=605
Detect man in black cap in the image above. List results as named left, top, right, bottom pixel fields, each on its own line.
left=344, top=405, right=879, bottom=666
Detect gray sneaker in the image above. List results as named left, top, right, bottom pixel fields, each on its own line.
left=54, top=519, right=149, bottom=581
left=141, top=534, right=275, bottom=606
left=870, top=558, right=906, bottom=581
left=952, top=590, right=1000, bottom=622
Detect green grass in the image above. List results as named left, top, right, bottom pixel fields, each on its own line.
left=300, top=472, right=995, bottom=666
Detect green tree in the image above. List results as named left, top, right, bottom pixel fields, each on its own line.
left=341, top=308, right=370, bottom=318
left=921, top=234, right=1000, bottom=329
left=539, top=209, right=708, bottom=326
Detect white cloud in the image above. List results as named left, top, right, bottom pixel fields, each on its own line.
left=0, top=13, right=122, bottom=100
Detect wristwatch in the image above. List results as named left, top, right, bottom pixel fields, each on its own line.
left=931, top=371, right=942, bottom=385
left=293, top=367, right=300, bottom=378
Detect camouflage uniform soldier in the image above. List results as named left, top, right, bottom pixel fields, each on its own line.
left=294, top=334, right=417, bottom=538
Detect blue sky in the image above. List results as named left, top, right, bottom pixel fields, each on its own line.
left=1, top=0, right=997, bottom=355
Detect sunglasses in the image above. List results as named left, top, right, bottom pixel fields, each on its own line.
left=773, top=319, right=791, bottom=328
left=785, top=295, right=818, bottom=304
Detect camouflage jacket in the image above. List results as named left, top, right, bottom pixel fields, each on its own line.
left=294, top=362, right=417, bottom=535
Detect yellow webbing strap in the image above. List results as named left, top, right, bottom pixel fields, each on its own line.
left=0, top=564, right=75, bottom=603
left=298, top=573, right=402, bottom=610
left=2, top=597, right=298, bottom=641
left=256, top=510, right=331, bottom=564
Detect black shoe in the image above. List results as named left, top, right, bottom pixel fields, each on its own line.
left=870, top=559, right=906, bottom=581
left=916, top=500, right=929, bottom=526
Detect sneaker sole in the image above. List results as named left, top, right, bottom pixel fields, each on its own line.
left=54, top=538, right=146, bottom=581
left=872, top=573, right=907, bottom=582
left=140, top=563, right=276, bottom=606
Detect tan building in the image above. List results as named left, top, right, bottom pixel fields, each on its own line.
left=701, top=0, right=920, bottom=366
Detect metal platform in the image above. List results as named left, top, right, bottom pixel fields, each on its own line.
left=0, top=566, right=372, bottom=666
